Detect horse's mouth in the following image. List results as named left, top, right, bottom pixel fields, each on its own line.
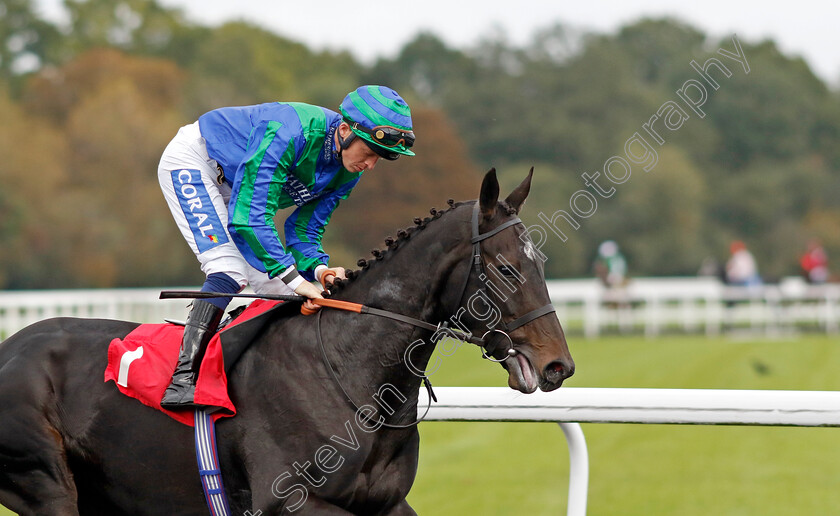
left=504, top=352, right=539, bottom=394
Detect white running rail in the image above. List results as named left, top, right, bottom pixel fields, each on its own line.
left=0, top=288, right=252, bottom=340
left=2, top=278, right=838, bottom=339
left=419, top=387, right=840, bottom=516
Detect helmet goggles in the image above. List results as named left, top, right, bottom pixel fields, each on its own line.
left=346, top=120, right=415, bottom=150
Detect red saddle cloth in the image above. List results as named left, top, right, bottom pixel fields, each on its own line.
left=104, top=299, right=282, bottom=426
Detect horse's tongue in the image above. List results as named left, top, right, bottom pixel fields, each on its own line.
left=517, top=353, right=537, bottom=391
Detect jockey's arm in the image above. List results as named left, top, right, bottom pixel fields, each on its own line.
left=284, top=175, right=360, bottom=284
left=227, top=120, right=303, bottom=285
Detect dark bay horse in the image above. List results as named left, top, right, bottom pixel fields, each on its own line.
left=0, top=169, right=574, bottom=515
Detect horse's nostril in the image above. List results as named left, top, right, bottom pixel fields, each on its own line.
left=543, top=361, right=566, bottom=384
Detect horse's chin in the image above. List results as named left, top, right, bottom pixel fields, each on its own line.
left=538, top=378, right=564, bottom=392
left=504, top=352, right=539, bottom=394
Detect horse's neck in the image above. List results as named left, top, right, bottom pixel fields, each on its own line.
left=336, top=207, right=470, bottom=322
left=325, top=209, right=470, bottom=406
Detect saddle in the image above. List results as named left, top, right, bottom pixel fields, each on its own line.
left=104, top=299, right=298, bottom=426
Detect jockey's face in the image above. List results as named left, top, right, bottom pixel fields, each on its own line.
left=337, top=123, right=381, bottom=173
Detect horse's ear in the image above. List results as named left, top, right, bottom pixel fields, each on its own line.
left=479, top=168, right=500, bottom=218
left=504, top=167, right=533, bottom=214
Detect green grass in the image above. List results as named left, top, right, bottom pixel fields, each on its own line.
left=406, top=334, right=840, bottom=515
left=3, top=335, right=839, bottom=515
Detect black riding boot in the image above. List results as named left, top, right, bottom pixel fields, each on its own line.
left=160, top=300, right=224, bottom=409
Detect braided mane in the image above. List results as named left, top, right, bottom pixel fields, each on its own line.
left=324, top=198, right=518, bottom=296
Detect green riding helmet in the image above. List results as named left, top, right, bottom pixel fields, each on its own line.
left=339, top=85, right=415, bottom=161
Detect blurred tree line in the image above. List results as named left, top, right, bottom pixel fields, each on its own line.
left=1, top=0, right=838, bottom=288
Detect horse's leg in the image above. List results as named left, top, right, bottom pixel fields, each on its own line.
left=0, top=415, right=80, bottom=516
left=0, top=357, right=79, bottom=515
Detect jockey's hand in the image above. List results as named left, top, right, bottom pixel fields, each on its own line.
left=294, top=281, right=324, bottom=312
left=315, top=266, right=347, bottom=289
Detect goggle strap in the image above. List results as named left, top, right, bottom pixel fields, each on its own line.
left=338, top=129, right=356, bottom=153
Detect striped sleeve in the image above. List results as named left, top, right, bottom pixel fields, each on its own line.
left=284, top=173, right=362, bottom=280
left=227, top=120, right=299, bottom=278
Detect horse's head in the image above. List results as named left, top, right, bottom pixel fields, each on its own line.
left=457, top=168, right=574, bottom=393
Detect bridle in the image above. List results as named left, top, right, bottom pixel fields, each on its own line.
left=313, top=201, right=557, bottom=428
left=450, top=201, right=557, bottom=362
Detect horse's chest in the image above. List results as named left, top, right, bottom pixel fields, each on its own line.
left=279, top=430, right=418, bottom=512
left=243, top=418, right=417, bottom=511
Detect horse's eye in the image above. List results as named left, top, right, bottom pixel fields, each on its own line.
left=497, top=265, right=516, bottom=277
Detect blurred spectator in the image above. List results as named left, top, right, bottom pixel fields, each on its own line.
left=725, top=240, right=761, bottom=286
left=593, top=240, right=627, bottom=288
left=800, top=239, right=829, bottom=284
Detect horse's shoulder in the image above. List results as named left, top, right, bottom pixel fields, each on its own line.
left=220, top=301, right=307, bottom=375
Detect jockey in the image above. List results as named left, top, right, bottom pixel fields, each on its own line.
left=157, top=85, right=415, bottom=409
